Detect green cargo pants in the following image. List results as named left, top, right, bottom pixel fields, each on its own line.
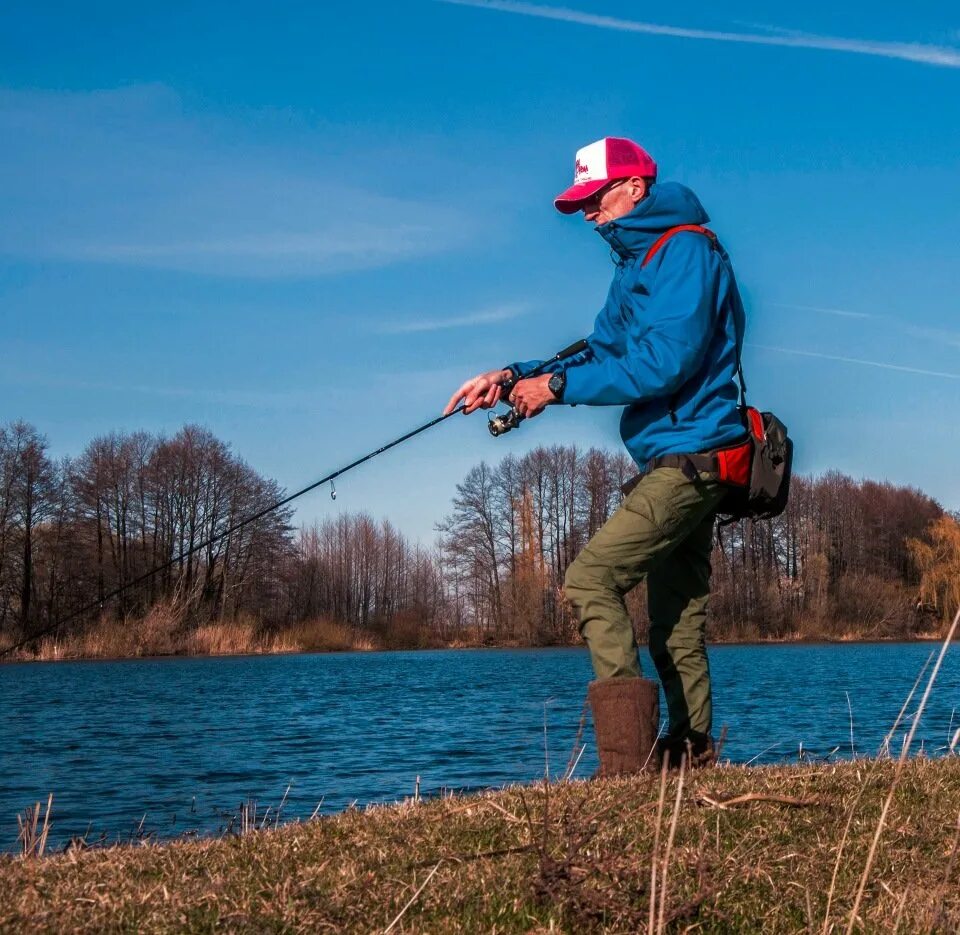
left=564, top=467, right=726, bottom=739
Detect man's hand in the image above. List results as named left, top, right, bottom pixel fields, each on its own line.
left=444, top=368, right=513, bottom=415
left=510, top=374, right=557, bottom=419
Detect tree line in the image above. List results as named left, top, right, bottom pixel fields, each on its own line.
left=1, top=419, right=957, bottom=657
left=436, top=446, right=952, bottom=643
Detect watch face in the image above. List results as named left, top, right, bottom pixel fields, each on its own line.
left=549, top=372, right=565, bottom=397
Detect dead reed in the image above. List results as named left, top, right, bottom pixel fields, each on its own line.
left=15, top=795, right=52, bottom=859
left=843, top=605, right=960, bottom=933
left=12, top=614, right=381, bottom=661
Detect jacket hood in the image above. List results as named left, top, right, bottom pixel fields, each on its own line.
left=597, top=182, right=710, bottom=260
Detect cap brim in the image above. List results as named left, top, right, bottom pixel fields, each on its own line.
left=553, top=178, right=608, bottom=214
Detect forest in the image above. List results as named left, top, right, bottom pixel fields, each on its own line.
left=1, top=419, right=957, bottom=659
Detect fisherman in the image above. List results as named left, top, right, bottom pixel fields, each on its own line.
left=444, top=137, right=750, bottom=774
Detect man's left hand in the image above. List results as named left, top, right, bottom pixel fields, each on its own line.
left=510, top=374, right=558, bottom=418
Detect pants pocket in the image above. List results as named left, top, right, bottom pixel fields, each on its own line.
left=623, top=467, right=721, bottom=538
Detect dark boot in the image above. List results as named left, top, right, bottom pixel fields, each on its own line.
left=588, top=677, right=660, bottom=776
left=657, top=730, right=716, bottom=771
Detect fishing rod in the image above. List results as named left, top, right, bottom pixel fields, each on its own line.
left=0, top=338, right=588, bottom=659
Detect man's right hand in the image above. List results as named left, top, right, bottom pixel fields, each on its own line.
left=444, top=368, right=513, bottom=415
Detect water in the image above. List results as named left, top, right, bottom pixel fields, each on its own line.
left=1, top=643, right=957, bottom=852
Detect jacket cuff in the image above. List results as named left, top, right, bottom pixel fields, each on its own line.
left=505, top=359, right=546, bottom=379
left=562, top=362, right=596, bottom=405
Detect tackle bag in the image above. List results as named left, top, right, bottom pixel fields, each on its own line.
left=717, top=406, right=793, bottom=522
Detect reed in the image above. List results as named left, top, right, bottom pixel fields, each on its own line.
left=10, top=612, right=387, bottom=661
left=184, top=619, right=259, bottom=656
left=16, top=794, right=52, bottom=859
left=844, top=605, right=960, bottom=933
left=270, top=618, right=378, bottom=653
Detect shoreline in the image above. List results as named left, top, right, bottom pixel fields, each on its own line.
left=1, top=632, right=949, bottom=666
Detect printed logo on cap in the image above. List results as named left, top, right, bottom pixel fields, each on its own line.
left=573, top=139, right=608, bottom=184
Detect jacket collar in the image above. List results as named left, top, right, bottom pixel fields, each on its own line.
left=594, top=182, right=710, bottom=262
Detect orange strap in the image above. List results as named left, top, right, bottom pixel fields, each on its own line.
left=641, top=224, right=717, bottom=268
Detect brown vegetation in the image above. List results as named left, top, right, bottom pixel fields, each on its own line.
left=2, top=758, right=958, bottom=932
left=438, top=448, right=949, bottom=644
left=909, top=513, right=960, bottom=624
left=24, top=612, right=394, bottom=660
left=1, top=420, right=956, bottom=661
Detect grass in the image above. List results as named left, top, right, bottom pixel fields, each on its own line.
left=2, top=757, right=959, bottom=933
left=14, top=614, right=385, bottom=662
left=9, top=622, right=951, bottom=665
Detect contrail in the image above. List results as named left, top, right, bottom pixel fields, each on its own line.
left=747, top=343, right=960, bottom=380
left=438, top=0, right=960, bottom=69
left=377, top=302, right=531, bottom=334
left=771, top=303, right=873, bottom=320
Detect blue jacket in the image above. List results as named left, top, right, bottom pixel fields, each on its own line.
left=511, top=182, right=747, bottom=467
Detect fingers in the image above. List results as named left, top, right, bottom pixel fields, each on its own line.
left=446, top=373, right=511, bottom=416
left=444, top=378, right=476, bottom=415
left=483, top=384, right=501, bottom=408
left=447, top=374, right=508, bottom=415
left=463, top=379, right=489, bottom=414
left=464, top=391, right=488, bottom=414
left=443, top=390, right=465, bottom=416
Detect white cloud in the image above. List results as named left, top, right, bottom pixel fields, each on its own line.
left=52, top=226, right=443, bottom=277
left=0, top=365, right=326, bottom=410
left=771, top=303, right=873, bottom=319
left=747, top=343, right=960, bottom=380
left=772, top=304, right=960, bottom=349
left=376, top=302, right=532, bottom=333
left=0, top=85, right=469, bottom=278
left=439, top=1, right=960, bottom=68
left=903, top=325, right=960, bottom=350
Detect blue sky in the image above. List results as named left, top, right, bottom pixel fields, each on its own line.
left=2, top=1, right=959, bottom=542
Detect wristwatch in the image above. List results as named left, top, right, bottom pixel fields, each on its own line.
left=548, top=370, right=567, bottom=402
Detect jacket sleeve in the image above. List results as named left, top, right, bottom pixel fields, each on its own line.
left=505, top=347, right=593, bottom=379
left=504, top=358, right=546, bottom=379
left=563, top=235, right=720, bottom=406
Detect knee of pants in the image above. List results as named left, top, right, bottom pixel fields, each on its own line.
left=649, top=626, right=705, bottom=664
left=564, top=554, right=606, bottom=600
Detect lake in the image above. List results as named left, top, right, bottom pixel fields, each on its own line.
left=2, top=643, right=957, bottom=852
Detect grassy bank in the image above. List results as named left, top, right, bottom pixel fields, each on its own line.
left=3, top=758, right=959, bottom=933
left=4, top=613, right=425, bottom=662
left=5, top=612, right=951, bottom=664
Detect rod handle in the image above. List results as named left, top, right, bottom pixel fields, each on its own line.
left=553, top=338, right=589, bottom=361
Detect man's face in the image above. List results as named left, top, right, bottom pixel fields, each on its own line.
left=581, top=176, right=648, bottom=225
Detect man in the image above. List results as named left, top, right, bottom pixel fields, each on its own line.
left=444, top=137, right=748, bottom=774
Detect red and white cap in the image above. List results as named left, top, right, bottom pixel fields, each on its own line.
left=554, top=137, right=658, bottom=214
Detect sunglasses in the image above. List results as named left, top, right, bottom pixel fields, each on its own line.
left=581, top=178, right=630, bottom=211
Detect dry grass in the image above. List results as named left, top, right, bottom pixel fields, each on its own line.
left=2, top=758, right=958, bottom=933
left=8, top=616, right=950, bottom=664
left=27, top=604, right=186, bottom=660
left=12, top=614, right=382, bottom=661
left=264, top=618, right=378, bottom=654
left=184, top=620, right=261, bottom=656
left=15, top=795, right=53, bottom=860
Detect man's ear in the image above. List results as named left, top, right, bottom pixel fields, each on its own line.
left=629, top=176, right=648, bottom=205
